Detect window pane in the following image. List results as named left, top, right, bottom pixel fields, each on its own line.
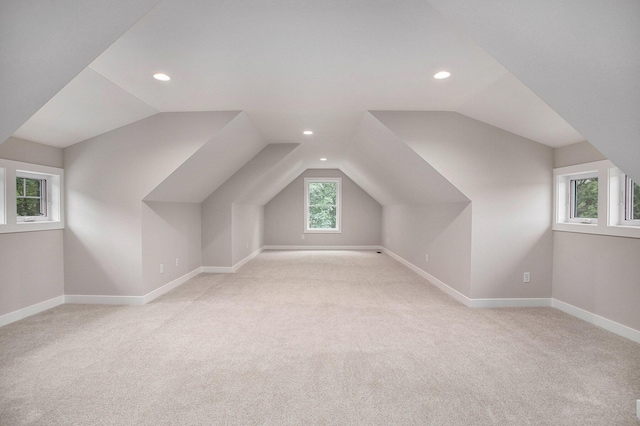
left=24, top=178, right=41, bottom=197
left=633, top=181, right=640, bottom=220
left=309, top=182, right=336, bottom=206
left=17, top=198, right=42, bottom=217
left=16, top=177, right=24, bottom=196
left=573, top=178, right=598, bottom=218
left=309, top=206, right=337, bottom=229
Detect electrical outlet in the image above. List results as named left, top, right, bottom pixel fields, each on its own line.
left=246, top=242, right=249, bottom=249
left=425, top=254, right=429, bottom=262
left=160, top=264, right=164, bottom=274
left=301, top=234, right=305, bottom=240
left=176, top=258, right=179, bottom=267
left=523, top=272, right=531, bottom=283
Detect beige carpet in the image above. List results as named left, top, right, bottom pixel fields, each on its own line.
left=1, top=250, right=639, bottom=425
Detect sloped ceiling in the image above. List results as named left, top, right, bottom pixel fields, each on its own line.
left=0, top=0, right=160, bottom=146
left=144, top=111, right=265, bottom=203
left=9, top=0, right=583, bottom=153
left=426, top=0, right=640, bottom=182
left=3, top=1, right=637, bottom=204
left=340, top=112, right=469, bottom=206
left=204, top=143, right=302, bottom=206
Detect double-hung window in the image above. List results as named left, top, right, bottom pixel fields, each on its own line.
left=304, top=177, right=341, bottom=233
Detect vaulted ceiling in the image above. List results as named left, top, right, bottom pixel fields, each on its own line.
left=1, top=1, right=638, bottom=182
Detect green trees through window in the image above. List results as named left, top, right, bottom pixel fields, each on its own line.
left=572, top=177, right=598, bottom=219
left=16, top=177, right=45, bottom=217
left=308, top=182, right=337, bottom=229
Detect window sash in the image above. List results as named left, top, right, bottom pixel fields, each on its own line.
left=304, top=178, right=341, bottom=233
left=624, top=176, right=640, bottom=223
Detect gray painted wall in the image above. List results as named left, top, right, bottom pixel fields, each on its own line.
left=554, top=141, right=606, bottom=168
left=552, top=142, right=640, bottom=331
left=553, top=232, right=640, bottom=331
left=0, top=141, right=64, bottom=317
left=382, top=203, right=472, bottom=296
left=201, top=144, right=297, bottom=267
left=232, top=204, right=264, bottom=265
left=64, top=112, right=234, bottom=297
left=0, top=137, right=63, bottom=168
left=0, top=229, right=64, bottom=318
left=373, top=111, right=554, bottom=299
left=141, top=201, right=202, bottom=294
left=264, top=169, right=382, bottom=247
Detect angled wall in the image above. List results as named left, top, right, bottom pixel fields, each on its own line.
left=264, top=169, right=382, bottom=247
left=342, top=112, right=472, bottom=297
left=64, top=112, right=238, bottom=297
left=373, top=111, right=554, bottom=300
left=141, top=202, right=202, bottom=296
left=201, top=144, right=300, bottom=268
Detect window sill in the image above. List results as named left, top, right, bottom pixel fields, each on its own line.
left=304, top=229, right=342, bottom=234
left=1, top=221, right=64, bottom=234
left=553, top=222, right=640, bottom=239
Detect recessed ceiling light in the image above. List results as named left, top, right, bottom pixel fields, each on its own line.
left=153, top=73, right=171, bottom=81
left=320, top=158, right=327, bottom=161
left=434, top=71, right=451, bottom=80
left=303, top=130, right=314, bottom=135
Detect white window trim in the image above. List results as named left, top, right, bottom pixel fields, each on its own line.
left=0, top=158, right=64, bottom=234
left=304, top=177, right=342, bottom=233
left=553, top=160, right=640, bottom=238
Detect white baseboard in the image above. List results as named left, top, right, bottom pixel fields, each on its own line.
left=382, top=248, right=472, bottom=307
left=552, top=299, right=640, bottom=344
left=469, top=298, right=553, bottom=308
left=383, top=247, right=640, bottom=343
left=263, top=245, right=383, bottom=250
left=142, top=267, right=203, bottom=304
left=64, top=294, right=146, bottom=305
left=65, top=267, right=203, bottom=306
left=202, top=246, right=264, bottom=274
left=0, top=295, right=65, bottom=327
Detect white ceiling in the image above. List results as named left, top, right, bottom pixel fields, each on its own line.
left=12, top=0, right=584, bottom=154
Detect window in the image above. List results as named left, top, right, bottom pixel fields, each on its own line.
left=569, top=174, right=598, bottom=223
left=16, top=172, right=48, bottom=221
left=304, top=177, right=341, bottom=233
left=556, top=167, right=600, bottom=226
left=624, top=176, right=640, bottom=222
left=0, top=158, right=64, bottom=233
left=554, top=160, right=640, bottom=238
left=607, top=167, right=640, bottom=229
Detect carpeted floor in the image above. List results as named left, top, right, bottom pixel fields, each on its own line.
left=1, top=250, right=639, bottom=425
